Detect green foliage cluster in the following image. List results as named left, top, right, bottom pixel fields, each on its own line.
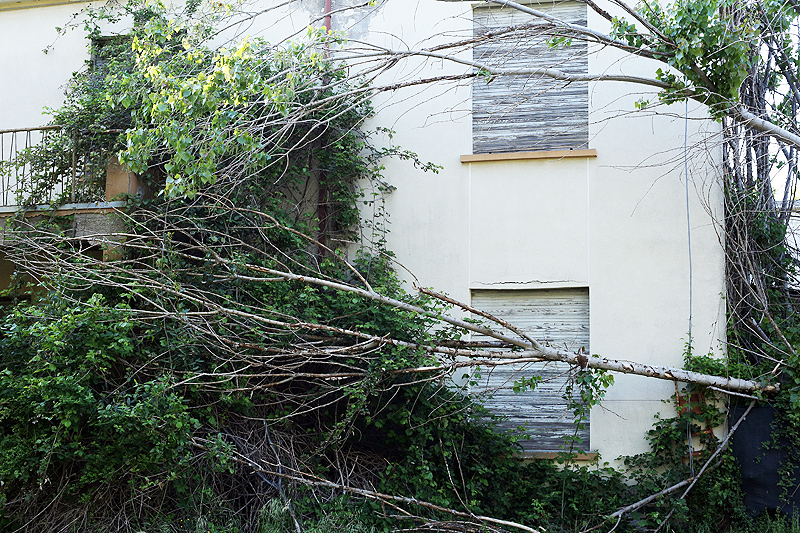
left=0, top=297, right=197, bottom=528
left=119, top=22, right=341, bottom=198
left=617, top=0, right=751, bottom=111
left=623, top=386, right=747, bottom=531
left=563, top=364, right=614, bottom=452
left=610, top=0, right=799, bottom=118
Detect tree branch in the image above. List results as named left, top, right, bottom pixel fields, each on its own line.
left=486, top=0, right=666, bottom=59
left=734, top=106, right=800, bottom=150
left=192, top=435, right=544, bottom=533
left=239, top=260, right=774, bottom=393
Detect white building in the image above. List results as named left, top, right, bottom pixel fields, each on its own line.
left=0, top=0, right=726, bottom=461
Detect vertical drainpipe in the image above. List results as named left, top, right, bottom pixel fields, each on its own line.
left=324, top=0, right=332, bottom=32
left=317, top=0, right=333, bottom=256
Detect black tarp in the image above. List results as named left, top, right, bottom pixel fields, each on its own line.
left=729, top=405, right=800, bottom=516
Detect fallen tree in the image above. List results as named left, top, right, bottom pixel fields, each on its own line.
left=0, top=0, right=797, bottom=531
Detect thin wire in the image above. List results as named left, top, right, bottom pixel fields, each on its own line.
left=685, top=98, right=693, bottom=348
left=685, top=98, right=695, bottom=478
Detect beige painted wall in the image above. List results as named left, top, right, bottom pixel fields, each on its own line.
left=0, top=0, right=727, bottom=463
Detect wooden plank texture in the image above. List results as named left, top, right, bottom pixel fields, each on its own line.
left=470, top=288, right=590, bottom=453
left=473, top=2, right=589, bottom=154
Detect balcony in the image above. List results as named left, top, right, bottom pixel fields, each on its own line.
left=0, top=126, right=143, bottom=243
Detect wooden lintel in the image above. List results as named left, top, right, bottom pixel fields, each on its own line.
left=461, top=149, right=597, bottom=164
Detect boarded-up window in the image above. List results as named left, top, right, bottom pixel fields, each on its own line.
left=470, top=288, right=589, bottom=453
left=472, top=2, right=589, bottom=153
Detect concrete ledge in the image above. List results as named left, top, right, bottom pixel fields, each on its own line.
left=0, top=202, right=128, bottom=247
left=521, top=451, right=599, bottom=461
left=461, top=149, right=597, bottom=163
left=0, top=201, right=126, bottom=217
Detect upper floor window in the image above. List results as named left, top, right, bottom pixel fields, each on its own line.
left=472, top=2, right=589, bottom=154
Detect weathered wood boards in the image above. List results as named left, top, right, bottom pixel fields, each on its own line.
left=473, top=2, right=589, bottom=153
left=471, top=288, right=590, bottom=453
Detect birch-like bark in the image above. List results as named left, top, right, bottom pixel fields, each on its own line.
left=239, top=262, right=776, bottom=393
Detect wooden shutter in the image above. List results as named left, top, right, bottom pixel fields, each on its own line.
left=472, top=2, right=589, bottom=154
left=470, top=288, right=590, bottom=453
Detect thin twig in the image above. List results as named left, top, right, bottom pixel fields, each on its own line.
left=653, top=400, right=757, bottom=533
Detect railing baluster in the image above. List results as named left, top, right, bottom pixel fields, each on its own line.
left=46, top=129, right=56, bottom=204
left=24, top=131, right=32, bottom=205
left=71, top=131, right=77, bottom=204
left=1, top=132, right=5, bottom=206
left=8, top=131, right=15, bottom=206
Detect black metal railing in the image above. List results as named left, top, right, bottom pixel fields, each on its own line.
left=0, top=126, right=121, bottom=208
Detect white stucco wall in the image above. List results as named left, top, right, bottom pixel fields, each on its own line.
left=0, top=0, right=727, bottom=463
left=0, top=2, right=93, bottom=128
left=584, top=6, right=726, bottom=459
left=325, top=0, right=725, bottom=460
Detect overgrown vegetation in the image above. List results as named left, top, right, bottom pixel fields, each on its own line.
left=3, top=0, right=800, bottom=532
left=0, top=2, right=625, bottom=532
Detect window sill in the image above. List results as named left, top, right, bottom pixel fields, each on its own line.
left=461, top=149, right=597, bottom=164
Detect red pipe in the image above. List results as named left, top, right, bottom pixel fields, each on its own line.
left=324, top=0, right=332, bottom=32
